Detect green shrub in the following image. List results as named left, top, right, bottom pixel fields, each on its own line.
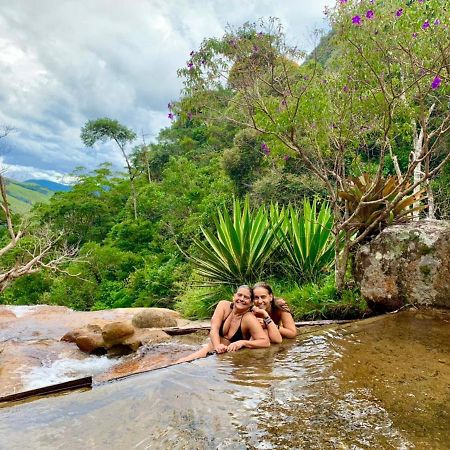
left=273, top=198, right=335, bottom=282
left=276, top=275, right=368, bottom=320
left=175, top=285, right=233, bottom=319
left=190, top=196, right=282, bottom=286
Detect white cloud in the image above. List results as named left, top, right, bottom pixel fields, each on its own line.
left=0, top=0, right=333, bottom=182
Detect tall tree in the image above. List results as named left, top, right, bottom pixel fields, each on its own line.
left=179, top=5, right=449, bottom=291
left=81, top=118, right=138, bottom=219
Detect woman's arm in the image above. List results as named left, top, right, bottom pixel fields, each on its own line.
left=252, top=306, right=282, bottom=344
left=278, top=310, right=297, bottom=339
left=209, top=301, right=229, bottom=353
left=227, top=314, right=270, bottom=352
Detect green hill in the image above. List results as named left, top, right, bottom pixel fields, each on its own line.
left=5, top=179, right=55, bottom=214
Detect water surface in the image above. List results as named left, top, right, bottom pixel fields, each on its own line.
left=1, top=310, right=448, bottom=449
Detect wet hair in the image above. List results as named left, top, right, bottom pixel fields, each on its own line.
left=236, top=284, right=254, bottom=301
left=252, top=282, right=273, bottom=297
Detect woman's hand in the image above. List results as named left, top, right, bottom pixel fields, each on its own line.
left=252, top=306, right=269, bottom=319
left=275, top=298, right=291, bottom=313
left=227, top=340, right=245, bottom=352
left=214, top=343, right=228, bottom=354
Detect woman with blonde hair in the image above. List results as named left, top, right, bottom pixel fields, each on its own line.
left=177, top=285, right=270, bottom=363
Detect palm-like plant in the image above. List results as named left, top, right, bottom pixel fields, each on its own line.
left=338, top=173, right=426, bottom=235
left=273, top=198, right=335, bottom=282
left=190, top=197, right=282, bottom=286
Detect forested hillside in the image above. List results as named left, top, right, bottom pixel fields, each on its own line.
left=4, top=179, right=54, bottom=214
left=1, top=1, right=449, bottom=319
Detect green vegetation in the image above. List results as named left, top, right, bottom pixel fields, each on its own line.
left=1, top=2, right=449, bottom=321
left=4, top=179, right=55, bottom=214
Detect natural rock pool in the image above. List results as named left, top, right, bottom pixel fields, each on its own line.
left=0, top=309, right=449, bottom=449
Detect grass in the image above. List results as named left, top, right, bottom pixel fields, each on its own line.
left=176, top=275, right=369, bottom=321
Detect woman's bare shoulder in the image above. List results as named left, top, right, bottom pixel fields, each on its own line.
left=217, top=300, right=232, bottom=308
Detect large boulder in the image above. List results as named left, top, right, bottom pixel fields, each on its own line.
left=121, top=329, right=171, bottom=351
left=132, top=308, right=179, bottom=328
left=102, top=321, right=135, bottom=347
left=355, top=220, right=450, bottom=311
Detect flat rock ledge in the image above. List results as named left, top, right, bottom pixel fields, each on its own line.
left=355, top=220, right=450, bottom=312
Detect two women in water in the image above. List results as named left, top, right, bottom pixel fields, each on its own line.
left=177, top=285, right=270, bottom=363
left=176, top=283, right=296, bottom=364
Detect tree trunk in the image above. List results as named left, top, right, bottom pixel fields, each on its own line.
left=130, top=178, right=138, bottom=220
left=412, top=121, right=424, bottom=221
left=335, top=236, right=350, bottom=294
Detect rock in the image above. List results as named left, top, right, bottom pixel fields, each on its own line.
left=0, top=308, right=16, bottom=319
left=61, top=324, right=102, bottom=343
left=102, top=321, right=135, bottom=346
left=122, top=328, right=171, bottom=351
left=132, top=308, right=179, bottom=328
left=75, top=334, right=105, bottom=353
left=355, top=220, right=450, bottom=311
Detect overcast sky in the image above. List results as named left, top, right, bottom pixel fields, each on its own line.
left=0, top=0, right=333, bottom=182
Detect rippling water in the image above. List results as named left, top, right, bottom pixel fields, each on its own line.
left=1, top=310, right=449, bottom=449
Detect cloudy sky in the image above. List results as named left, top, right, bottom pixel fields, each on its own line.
left=0, top=0, right=333, bottom=182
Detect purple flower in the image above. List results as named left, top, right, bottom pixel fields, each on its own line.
left=339, top=0, right=348, bottom=3
left=283, top=155, right=290, bottom=161
left=187, top=112, right=193, bottom=120
left=396, top=9, right=403, bottom=17
left=352, top=15, right=362, bottom=25
left=168, top=113, right=174, bottom=120
left=253, top=44, right=259, bottom=53
left=422, top=20, right=430, bottom=30
left=434, top=19, right=441, bottom=25
left=366, top=10, right=374, bottom=20
left=261, top=143, right=270, bottom=155
left=417, top=0, right=424, bottom=2
left=369, top=0, right=375, bottom=3
left=431, top=76, right=442, bottom=90
left=343, top=85, right=349, bottom=92
left=412, top=32, right=418, bottom=38
left=201, top=59, right=206, bottom=65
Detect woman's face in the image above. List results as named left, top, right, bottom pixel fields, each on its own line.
left=233, top=286, right=252, bottom=311
left=253, top=287, right=273, bottom=311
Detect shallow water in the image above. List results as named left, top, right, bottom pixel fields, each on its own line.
left=0, top=309, right=449, bottom=449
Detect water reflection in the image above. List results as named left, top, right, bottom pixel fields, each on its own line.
left=0, top=310, right=449, bottom=449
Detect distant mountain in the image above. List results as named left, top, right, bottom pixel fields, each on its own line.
left=4, top=179, right=56, bottom=214
left=25, top=179, right=72, bottom=192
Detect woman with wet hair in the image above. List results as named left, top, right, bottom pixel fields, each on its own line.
left=176, top=285, right=270, bottom=363
left=252, top=282, right=297, bottom=343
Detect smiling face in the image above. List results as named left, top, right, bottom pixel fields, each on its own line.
left=253, top=286, right=273, bottom=311
left=233, top=286, right=253, bottom=311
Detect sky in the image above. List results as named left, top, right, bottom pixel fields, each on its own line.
left=0, top=0, right=333, bottom=183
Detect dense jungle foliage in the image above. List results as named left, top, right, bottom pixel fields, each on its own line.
left=1, top=1, right=449, bottom=319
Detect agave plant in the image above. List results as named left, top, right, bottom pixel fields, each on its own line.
left=190, top=197, right=282, bottom=286
left=273, top=198, right=336, bottom=282
left=338, top=173, right=426, bottom=235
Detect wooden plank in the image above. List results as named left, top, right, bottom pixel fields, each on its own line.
left=163, top=319, right=356, bottom=335
left=163, top=325, right=211, bottom=335
left=0, top=376, right=92, bottom=404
